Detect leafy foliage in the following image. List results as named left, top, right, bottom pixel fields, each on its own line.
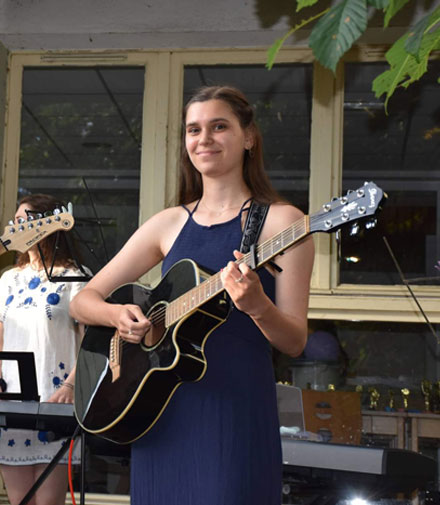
left=372, top=8, right=440, bottom=109
left=384, top=0, right=410, bottom=27
left=405, top=6, right=440, bottom=59
left=266, top=9, right=330, bottom=70
left=367, top=0, right=389, bottom=8
left=267, top=0, right=440, bottom=108
left=309, top=0, right=368, bottom=73
left=296, top=0, right=320, bottom=12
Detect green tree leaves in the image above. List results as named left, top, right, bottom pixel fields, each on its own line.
left=309, top=0, right=368, bottom=73
left=267, top=0, right=439, bottom=109
left=373, top=6, right=440, bottom=109
left=384, top=0, right=410, bottom=27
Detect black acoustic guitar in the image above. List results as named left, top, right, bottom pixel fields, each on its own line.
left=74, top=182, right=386, bottom=444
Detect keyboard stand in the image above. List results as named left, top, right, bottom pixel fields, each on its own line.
left=18, top=424, right=86, bottom=505
left=0, top=352, right=86, bottom=505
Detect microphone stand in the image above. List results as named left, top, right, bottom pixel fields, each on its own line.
left=382, top=236, right=439, bottom=342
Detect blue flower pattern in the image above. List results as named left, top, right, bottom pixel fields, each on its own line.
left=50, top=361, right=69, bottom=389
left=1, top=272, right=68, bottom=320
left=0, top=267, right=84, bottom=465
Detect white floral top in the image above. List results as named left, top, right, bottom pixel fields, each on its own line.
left=0, top=265, right=88, bottom=465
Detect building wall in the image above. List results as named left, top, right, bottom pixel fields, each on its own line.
left=0, top=0, right=425, bottom=51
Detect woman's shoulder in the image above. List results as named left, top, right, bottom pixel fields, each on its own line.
left=260, top=201, right=305, bottom=241
left=144, top=205, right=190, bottom=225
left=140, top=204, right=195, bottom=234
left=267, top=201, right=305, bottom=223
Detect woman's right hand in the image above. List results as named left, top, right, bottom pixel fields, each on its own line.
left=114, top=304, right=152, bottom=344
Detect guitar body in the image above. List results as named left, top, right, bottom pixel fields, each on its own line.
left=74, top=259, right=231, bottom=444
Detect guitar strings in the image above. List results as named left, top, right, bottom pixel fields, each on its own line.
left=134, top=218, right=311, bottom=331
left=119, top=209, right=337, bottom=343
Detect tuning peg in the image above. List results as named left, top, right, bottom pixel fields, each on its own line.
left=17, top=217, right=25, bottom=224
left=350, top=222, right=360, bottom=236
left=67, top=202, right=73, bottom=215
left=8, top=220, right=14, bottom=226
left=365, top=218, right=377, bottom=230
left=53, top=208, right=61, bottom=215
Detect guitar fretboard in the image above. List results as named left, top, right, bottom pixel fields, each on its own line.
left=165, top=215, right=309, bottom=327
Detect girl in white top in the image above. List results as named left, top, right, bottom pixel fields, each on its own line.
left=0, top=193, right=88, bottom=505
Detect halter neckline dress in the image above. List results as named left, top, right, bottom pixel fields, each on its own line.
left=130, top=201, right=282, bottom=505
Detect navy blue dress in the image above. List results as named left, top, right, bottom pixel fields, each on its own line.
left=130, top=203, right=282, bottom=505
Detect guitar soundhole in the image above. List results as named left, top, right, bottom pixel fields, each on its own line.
left=142, top=301, right=167, bottom=349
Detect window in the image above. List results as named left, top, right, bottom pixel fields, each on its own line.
left=341, top=61, right=440, bottom=286
left=18, top=66, right=145, bottom=272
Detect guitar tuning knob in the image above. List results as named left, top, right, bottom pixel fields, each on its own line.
left=365, top=218, right=377, bottom=230
left=8, top=220, right=14, bottom=226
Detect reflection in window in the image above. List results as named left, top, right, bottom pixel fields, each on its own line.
left=184, top=64, right=312, bottom=213
left=275, top=318, right=439, bottom=442
left=18, top=67, right=145, bottom=273
left=341, top=61, right=440, bottom=285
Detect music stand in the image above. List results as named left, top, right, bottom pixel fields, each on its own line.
left=0, top=351, right=85, bottom=505
left=0, top=351, right=39, bottom=401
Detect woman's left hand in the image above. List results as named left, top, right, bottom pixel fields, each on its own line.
left=48, top=383, right=74, bottom=404
left=220, top=250, right=272, bottom=319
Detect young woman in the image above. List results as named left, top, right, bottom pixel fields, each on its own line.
left=70, top=86, right=315, bottom=504
left=0, top=193, right=89, bottom=505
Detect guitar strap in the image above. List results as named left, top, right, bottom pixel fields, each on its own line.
left=239, top=201, right=283, bottom=273
left=240, top=200, right=268, bottom=256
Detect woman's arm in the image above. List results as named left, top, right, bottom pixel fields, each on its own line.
left=70, top=207, right=187, bottom=339
left=221, top=203, right=314, bottom=357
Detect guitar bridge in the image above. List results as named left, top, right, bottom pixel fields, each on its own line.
left=109, top=330, right=122, bottom=382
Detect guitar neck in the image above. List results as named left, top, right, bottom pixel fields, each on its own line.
left=165, top=215, right=309, bottom=327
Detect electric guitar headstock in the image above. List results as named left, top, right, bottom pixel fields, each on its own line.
left=0, top=208, right=75, bottom=256
left=310, top=181, right=386, bottom=235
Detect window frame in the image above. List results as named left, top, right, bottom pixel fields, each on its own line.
left=1, top=47, right=440, bottom=326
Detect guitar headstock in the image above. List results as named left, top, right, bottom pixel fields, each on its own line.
left=0, top=210, right=75, bottom=255
left=310, top=181, right=386, bottom=235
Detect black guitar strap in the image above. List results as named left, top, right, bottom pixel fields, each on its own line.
left=240, top=200, right=268, bottom=254
left=239, top=200, right=283, bottom=273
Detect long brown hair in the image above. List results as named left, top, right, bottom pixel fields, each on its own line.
left=16, top=193, right=77, bottom=269
left=178, top=85, right=281, bottom=205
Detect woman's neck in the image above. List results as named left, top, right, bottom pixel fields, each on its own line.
left=199, top=178, right=251, bottom=212
left=26, top=249, right=43, bottom=270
